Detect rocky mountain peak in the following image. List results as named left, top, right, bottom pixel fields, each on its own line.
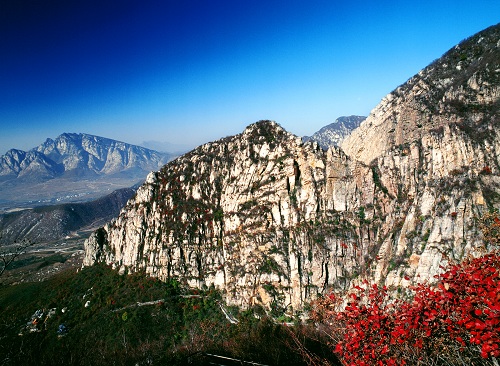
left=1, top=149, right=27, bottom=175
left=84, top=24, right=500, bottom=313
left=241, top=120, right=295, bottom=144
left=342, top=23, right=500, bottom=165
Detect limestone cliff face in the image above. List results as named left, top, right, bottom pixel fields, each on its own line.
left=83, top=121, right=498, bottom=310
left=342, top=23, right=500, bottom=165
left=85, top=122, right=363, bottom=309
left=84, top=24, right=500, bottom=311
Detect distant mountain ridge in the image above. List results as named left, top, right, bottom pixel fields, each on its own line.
left=0, top=133, right=174, bottom=210
left=1, top=133, right=171, bottom=180
left=303, top=115, right=366, bottom=149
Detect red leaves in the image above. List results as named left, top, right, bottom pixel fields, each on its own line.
left=319, top=253, right=500, bottom=364
left=482, top=166, right=492, bottom=174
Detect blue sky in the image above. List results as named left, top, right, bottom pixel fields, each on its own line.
left=1, top=1, right=499, bottom=155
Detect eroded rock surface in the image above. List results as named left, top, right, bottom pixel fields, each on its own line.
left=84, top=24, right=500, bottom=311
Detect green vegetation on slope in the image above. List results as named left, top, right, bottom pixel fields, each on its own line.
left=0, top=264, right=338, bottom=366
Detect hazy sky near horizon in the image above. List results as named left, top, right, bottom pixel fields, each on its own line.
left=1, top=1, right=499, bottom=155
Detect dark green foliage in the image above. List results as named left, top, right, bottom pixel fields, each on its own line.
left=35, top=253, right=67, bottom=269
left=4, top=255, right=39, bottom=270
left=247, top=120, right=282, bottom=145
left=371, top=165, right=390, bottom=196
left=259, top=256, right=281, bottom=274
left=240, top=199, right=258, bottom=211
left=0, top=264, right=340, bottom=366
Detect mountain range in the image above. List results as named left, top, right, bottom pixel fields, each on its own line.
left=83, top=23, right=500, bottom=312
left=1, top=22, right=498, bottom=366
left=0, top=133, right=173, bottom=211
left=0, top=119, right=361, bottom=245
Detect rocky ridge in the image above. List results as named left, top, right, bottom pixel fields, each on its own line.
left=342, top=23, right=500, bottom=165
left=84, top=24, right=500, bottom=312
left=303, top=115, right=366, bottom=149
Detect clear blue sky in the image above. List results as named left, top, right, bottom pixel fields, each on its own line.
left=1, top=0, right=499, bottom=154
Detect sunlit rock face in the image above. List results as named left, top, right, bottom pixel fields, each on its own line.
left=85, top=24, right=500, bottom=311
left=85, top=121, right=354, bottom=309
left=342, top=24, right=500, bottom=166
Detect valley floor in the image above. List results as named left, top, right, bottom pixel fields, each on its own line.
left=1, top=236, right=85, bottom=285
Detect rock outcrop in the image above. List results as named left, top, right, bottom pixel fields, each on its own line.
left=342, top=24, right=500, bottom=165
left=84, top=24, right=500, bottom=312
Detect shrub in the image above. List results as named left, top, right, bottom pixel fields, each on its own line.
left=482, top=166, right=493, bottom=175
left=310, top=252, right=500, bottom=365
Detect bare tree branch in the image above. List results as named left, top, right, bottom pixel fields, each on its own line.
left=0, top=232, right=35, bottom=278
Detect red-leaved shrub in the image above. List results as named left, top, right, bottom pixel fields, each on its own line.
left=311, top=253, right=500, bottom=365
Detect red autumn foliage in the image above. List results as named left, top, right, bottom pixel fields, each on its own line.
left=482, top=166, right=493, bottom=174
left=311, top=253, right=500, bottom=365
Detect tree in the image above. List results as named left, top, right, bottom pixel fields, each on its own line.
left=0, top=232, right=34, bottom=279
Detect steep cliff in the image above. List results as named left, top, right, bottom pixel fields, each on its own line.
left=84, top=24, right=500, bottom=312
left=83, top=121, right=497, bottom=310
left=85, top=121, right=357, bottom=309
left=342, top=23, right=500, bottom=165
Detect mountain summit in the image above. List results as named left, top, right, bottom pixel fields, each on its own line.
left=84, top=24, right=500, bottom=311
left=342, top=23, right=500, bottom=164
